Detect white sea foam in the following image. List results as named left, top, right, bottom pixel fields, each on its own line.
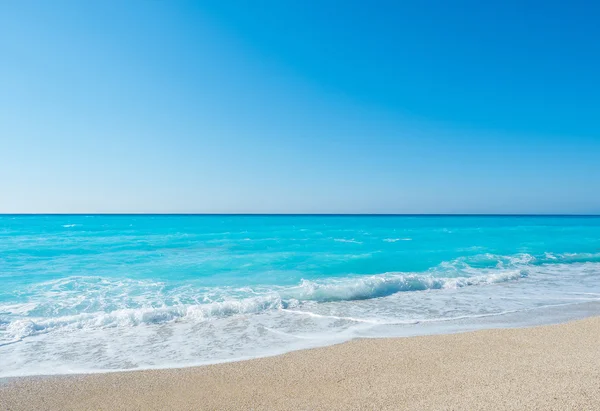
left=280, top=270, right=525, bottom=303
left=2, top=255, right=600, bottom=378
left=4, top=295, right=286, bottom=340
left=334, top=238, right=363, bottom=244
left=0, top=265, right=527, bottom=343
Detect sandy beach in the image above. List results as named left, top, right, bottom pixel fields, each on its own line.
left=2, top=317, right=600, bottom=410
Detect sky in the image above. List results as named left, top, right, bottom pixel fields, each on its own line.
left=1, top=0, right=599, bottom=214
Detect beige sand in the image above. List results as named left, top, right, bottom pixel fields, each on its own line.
left=2, top=317, right=600, bottom=410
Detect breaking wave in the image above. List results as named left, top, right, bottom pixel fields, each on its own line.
left=1, top=260, right=532, bottom=342
left=1, top=252, right=599, bottom=345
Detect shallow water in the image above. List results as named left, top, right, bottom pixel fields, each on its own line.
left=1, top=215, right=600, bottom=377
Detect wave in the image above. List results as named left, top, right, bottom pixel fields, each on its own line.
left=279, top=270, right=525, bottom=303
left=334, top=238, right=362, bottom=244
left=2, top=252, right=600, bottom=343
left=4, top=295, right=286, bottom=340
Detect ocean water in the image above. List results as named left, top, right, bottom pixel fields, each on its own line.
left=1, top=215, right=600, bottom=377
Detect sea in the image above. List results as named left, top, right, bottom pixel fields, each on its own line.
left=1, top=215, right=600, bottom=377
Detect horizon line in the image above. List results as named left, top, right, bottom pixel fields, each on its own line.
left=1, top=213, right=599, bottom=217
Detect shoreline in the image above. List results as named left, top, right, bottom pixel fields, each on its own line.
left=3, top=299, right=600, bottom=381
left=2, top=316, right=600, bottom=410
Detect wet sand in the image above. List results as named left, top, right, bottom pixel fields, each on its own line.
left=2, top=317, right=600, bottom=410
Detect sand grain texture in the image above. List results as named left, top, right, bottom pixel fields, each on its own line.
left=2, top=317, right=600, bottom=410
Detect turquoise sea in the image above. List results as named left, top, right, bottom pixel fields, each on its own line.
left=1, top=215, right=600, bottom=377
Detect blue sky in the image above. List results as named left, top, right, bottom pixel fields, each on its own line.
left=1, top=0, right=599, bottom=213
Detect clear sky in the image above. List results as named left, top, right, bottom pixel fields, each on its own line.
left=1, top=0, right=599, bottom=214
